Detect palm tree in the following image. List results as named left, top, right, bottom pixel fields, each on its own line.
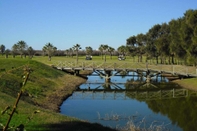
left=117, top=45, right=129, bottom=60
left=27, top=46, right=35, bottom=59
left=4, top=49, right=10, bottom=58
left=99, top=44, right=104, bottom=60
left=17, top=40, right=28, bottom=58
left=72, top=44, right=81, bottom=64
left=11, top=44, right=18, bottom=58
left=0, top=44, right=5, bottom=56
left=103, top=45, right=109, bottom=62
left=85, top=46, right=93, bottom=55
left=99, top=44, right=108, bottom=62
left=42, top=43, right=57, bottom=61
left=108, top=46, right=115, bottom=59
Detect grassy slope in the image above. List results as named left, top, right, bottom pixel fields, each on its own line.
left=173, top=78, right=197, bottom=91
left=0, top=57, right=116, bottom=131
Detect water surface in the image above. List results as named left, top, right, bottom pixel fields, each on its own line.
left=61, top=71, right=197, bottom=131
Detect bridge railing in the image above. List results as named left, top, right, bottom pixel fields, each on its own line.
left=53, top=61, right=197, bottom=76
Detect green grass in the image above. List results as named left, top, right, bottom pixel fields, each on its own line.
left=0, top=55, right=197, bottom=130
left=0, top=56, right=116, bottom=131
left=174, top=78, right=197, bottom=91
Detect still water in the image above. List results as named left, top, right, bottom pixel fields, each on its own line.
left=60, top=71, right=197, bottom=131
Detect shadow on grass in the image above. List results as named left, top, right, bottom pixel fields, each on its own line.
left=33, top=121, right=117, bottom=131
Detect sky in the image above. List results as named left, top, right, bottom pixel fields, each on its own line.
left=0, top=0, right=197, bottom=51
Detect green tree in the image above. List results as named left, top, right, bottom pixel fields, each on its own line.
left=117, top=45, right=129, bottom=59
left=155, top=23, right=171, bottom=64
left=146, top=24, right=161, bottom=64
left=108, top=46, right=115, bottom=59
left=73, top=44, right=81, bottom=64
left=182, top=9, right=197, bottom=65
left=27, top=46, right=35, bottom=59
left=102, top=45, right=109, bottom=62
left=16, top=40, right=28, bottom=58
left=11, top=44, right=18, bottom=58
left=99, top=44, right=104, bottom=60
left=42, top=43, right=57, bottom=61
left=169, top=18, right=184, bottom=64
left=85, top=46, right=93, bottom=55
left=126, top=36, right=137, bottom=61
left=0, top=44, right=5, bottom=56
left=4, top=49, right=10, bottom=58
left=136, top=33, right=146, bottom=62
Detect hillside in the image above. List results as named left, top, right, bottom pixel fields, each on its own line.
left=0, top=58, right=116, bottom=131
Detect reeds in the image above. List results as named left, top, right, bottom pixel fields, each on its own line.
left=97, top=112, right=171, bottom=131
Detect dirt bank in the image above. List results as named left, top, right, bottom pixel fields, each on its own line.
left=40, top=75, right=87, bottom=112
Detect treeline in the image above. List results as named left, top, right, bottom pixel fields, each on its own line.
left=126, top=9, right=197, bottom=65
left=1, top=9, right=196, bottom=65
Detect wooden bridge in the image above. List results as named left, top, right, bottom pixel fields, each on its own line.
left=53, top=61, right=197, bottom=81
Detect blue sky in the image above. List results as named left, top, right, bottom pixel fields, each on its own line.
left=0, top=0, right=197, bottom=50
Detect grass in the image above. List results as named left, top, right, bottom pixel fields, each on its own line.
left=0, top=55, right=197, bottom=131
left=0, top=56, right=116, bottom=131
left=173, top=78, right=197, bottom=91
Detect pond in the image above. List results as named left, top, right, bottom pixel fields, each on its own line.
left=60, top=71, right=197, bottom=131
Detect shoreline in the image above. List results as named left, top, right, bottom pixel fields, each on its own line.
left=40, top=70, right=92, bottom=113
left=47, top=75, right=197, bottom=113
left=41, top=74, right=87, bottom=113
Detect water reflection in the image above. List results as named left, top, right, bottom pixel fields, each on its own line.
left=60, top=71, right=197, bottom=131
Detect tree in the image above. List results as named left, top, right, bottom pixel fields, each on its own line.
left=42, top=43, right=57, bottom=61
left=136, top=33, right=147, bottom=62
left=65, top=49, right=69, bottom=57
left=85, top=46, right=93, bottom=55
left=4, top=49, right=10, bottom=58
left=72, top=44, right=81, bottom=64
left=182, top=9, right=197, bottom=65
left=169, top=18, right=184, bottom=64
left=126, top=36, right=137, bottom=61
left=117, top=45, right=127, bottom=57
left=11, top=44, right=18, bottom=58
left=27, top=46, right=35, bottom=59
left=155, top=23, right=171, bottom=64
left=16, top=40, right=28, bottom=58
left=0, top=44, right=5, bottom=56
left=146, top=24, right=161, bottom=64
left=108, top=46, right=115, bottom=59
left=99, top=44, right=109, bottom=62
left=99, top=44, right=104, bottom=60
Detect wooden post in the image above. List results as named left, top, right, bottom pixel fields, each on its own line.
left=105, top=70, right=111, bottom=82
